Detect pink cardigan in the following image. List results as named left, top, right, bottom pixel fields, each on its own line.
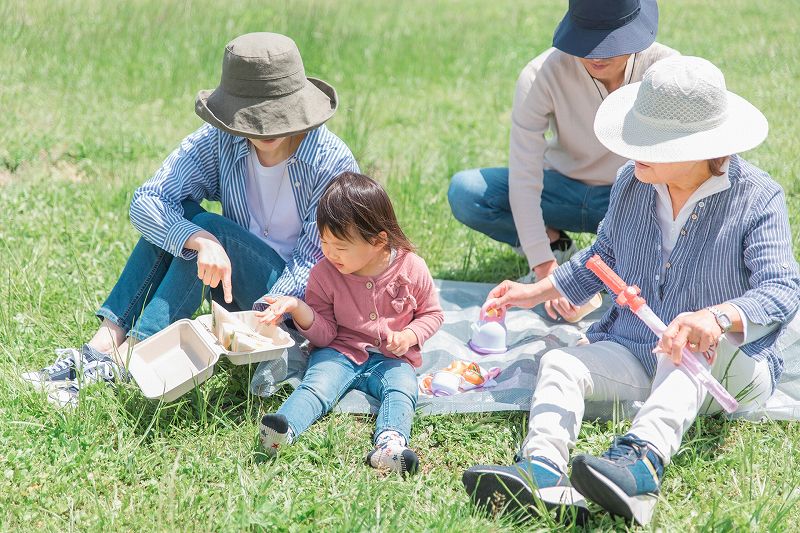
left=297, top=250, right=444, bottom=367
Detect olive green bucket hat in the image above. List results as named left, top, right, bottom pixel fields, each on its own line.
left=195, top=32, right=337, bottom=139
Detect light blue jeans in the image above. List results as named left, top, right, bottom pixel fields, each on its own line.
left=97, top=200, right=286, bottom=340
left=277, top=348, right=419, bottom=443
left=447, top=167, right=612, bottom=245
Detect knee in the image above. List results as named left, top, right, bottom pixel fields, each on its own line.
left=297, top=381, right=338, bottom=412
left=382, top=364, right=419, bottom=403
left=538, top=349, right=587, bottom=382
left=191, top=211, right=228, bottom=236
left=447, top=169, right=482, bottom=223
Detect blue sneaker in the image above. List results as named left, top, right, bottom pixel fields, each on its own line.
left=463, top=456, right=588, bottom=523
left=21, top=345, right=106, bottom=391
left=570, top=434, right=664, bottom=526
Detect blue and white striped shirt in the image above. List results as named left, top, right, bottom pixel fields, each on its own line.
left=130, top=123, right=359, bottom=300
left=554, top=155, right=800, bottom=389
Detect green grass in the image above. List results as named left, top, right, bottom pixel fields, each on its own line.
left=2, top=0, right=799, bottom=530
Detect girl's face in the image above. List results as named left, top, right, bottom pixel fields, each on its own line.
left=320, top=228, right=388, bottom=276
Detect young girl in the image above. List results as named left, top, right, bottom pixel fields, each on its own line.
left=255, top=172, right=443, bottom=475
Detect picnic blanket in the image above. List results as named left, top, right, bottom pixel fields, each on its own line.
left=250, top=280, right=800, bottom=422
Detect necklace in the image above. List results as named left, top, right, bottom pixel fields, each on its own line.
left=589, top=53, right=637, bottom=101
left=247, top=145, right=289, bottom=239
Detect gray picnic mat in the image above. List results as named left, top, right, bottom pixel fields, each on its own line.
left=250, top=280, right=800, bottom=421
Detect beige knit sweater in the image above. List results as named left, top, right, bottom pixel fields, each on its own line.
left=509, top=43, right=678, bottom=269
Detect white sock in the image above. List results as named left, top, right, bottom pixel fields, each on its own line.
left=367, top=430, right=418, bottom=475
left=259, top=414, right=292, bottom=456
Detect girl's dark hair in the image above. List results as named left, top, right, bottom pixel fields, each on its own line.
left=316, top=172, right=415, bottom=252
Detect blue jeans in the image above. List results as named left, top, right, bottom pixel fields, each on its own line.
left=277, top=348, right=419, bottom=443
left=447, top=167, right=612, bottom=246
left=97, top=200, right=286, bottom=340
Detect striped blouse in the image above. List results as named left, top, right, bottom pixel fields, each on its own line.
left=129, top=123, right=359, bottom=300
left=553, top=155, right=800, bottom=389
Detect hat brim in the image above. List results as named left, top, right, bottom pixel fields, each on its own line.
left=553, top=0, right=658, bottom=58
left=593, top=82, right=768, bottom=163
left=195, top=77, right=337, bottom=139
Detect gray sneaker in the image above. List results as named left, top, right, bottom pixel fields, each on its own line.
left=21, top=345, right=105, bottom=391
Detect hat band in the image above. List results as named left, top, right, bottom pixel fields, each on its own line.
left=221, top=73, right=307, bottom=99
left=571, top=5, right=640, bottom=30
left=632, top=107, right=729, bottom=133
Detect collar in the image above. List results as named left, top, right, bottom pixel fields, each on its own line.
left=653, top=159, right=731, bottom=210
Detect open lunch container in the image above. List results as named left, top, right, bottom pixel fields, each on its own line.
left=127, top=310, right=294, bottom=402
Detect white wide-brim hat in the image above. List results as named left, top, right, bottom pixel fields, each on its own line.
left=594, top=56, right=768, bottom=163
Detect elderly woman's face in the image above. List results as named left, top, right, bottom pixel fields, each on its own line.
left=633, top=161, right=706, bottom=185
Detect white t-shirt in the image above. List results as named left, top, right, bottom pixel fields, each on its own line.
left=244, top=146, right=303, bottom=262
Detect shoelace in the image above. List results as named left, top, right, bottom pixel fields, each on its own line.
left=603, top=435, right=649, bottom=463
left=82, top=359, right=118, bottom=384
left=43, top=348, right=80, bottom=374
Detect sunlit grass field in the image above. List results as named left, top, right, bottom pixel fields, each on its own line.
left=1, top=0, right=799, bottom=530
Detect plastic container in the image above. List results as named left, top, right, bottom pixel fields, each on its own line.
left=128, top=311, right=294, bottom=401
left=469, top=303, right=508, bottom=354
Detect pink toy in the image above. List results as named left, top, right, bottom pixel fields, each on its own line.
left=469, top=302, right=508, bottom=354
left=586, top=255, right=739, bottom=413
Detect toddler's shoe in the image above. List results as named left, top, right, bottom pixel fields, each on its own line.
left=463, top=456, right=588, bottom=523
left=366, top=431, right=418, bottom=476
left=570, top=433, right=664, bottom=526
left=260, top=414, right=291, bottom=456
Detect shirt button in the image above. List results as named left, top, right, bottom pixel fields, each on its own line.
left=680, top=229, right=687, bottom=236
left=369, top=312, right=377, bottom=320
left=691, top=213, right=698, bottom=220
left=782, top=262, right=790, bottom=269
left=366, top=281, right=374, bottom=289
left=294, top=181, right=301, bottom=187
left=665, top=262, right=672, bottom=269
left=374, top=338, right=381, bottom=346
left=698, top=201, right=705, bottom=208
left=655, top=274, right=660, bottom=281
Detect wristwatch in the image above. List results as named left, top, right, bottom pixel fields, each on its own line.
left=706, top=306, right=732, bottom=334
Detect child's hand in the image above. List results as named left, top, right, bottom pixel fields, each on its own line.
left=255, top=296, right=299, bottom=325
left=385, top=329, right=418, bottom=356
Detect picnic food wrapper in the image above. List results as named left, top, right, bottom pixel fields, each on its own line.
left=212, top=301, right=277, bottom=352
left=418, top=359, right=501, bottom=397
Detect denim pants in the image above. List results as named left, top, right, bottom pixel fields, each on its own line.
left=447, top=167, right=612, bottom=246
left=97, top=200, right=286, bottom=340
left=520, top=340, right=773, bottom=471
left=277, top=348, right=419, bottom=443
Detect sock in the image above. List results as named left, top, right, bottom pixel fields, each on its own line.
left=259, top=414, right=292, bottom=456
left=366, top=430, right=419, bottom=476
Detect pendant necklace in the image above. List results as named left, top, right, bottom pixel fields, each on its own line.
left=248, top=146, right=289, bottom=239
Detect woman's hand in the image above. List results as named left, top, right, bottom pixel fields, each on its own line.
left=386, top=329, right=417, bottom=356
left=186, top=230, right=233, bottom=303
left=255, top=296, right=300, bottom=325
left=532, top=260, right=579, bottom=320
left=484, top=276, right=567, bottom=317
left=658, top=310, right=722, bottom=365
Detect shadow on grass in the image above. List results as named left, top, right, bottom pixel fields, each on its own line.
left=116, top=361, right=290, bottom=443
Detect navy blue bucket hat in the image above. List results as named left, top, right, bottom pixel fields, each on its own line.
left=552, top=0, right=659, bottom=59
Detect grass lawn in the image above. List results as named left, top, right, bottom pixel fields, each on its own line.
left=2, top=0, right=799, bottom=530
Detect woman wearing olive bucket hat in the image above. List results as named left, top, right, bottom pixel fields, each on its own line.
left=447, top=0, right=677, bottom=318
left=463, top=56, right=799, bottom=525
left=23, top=33, right=359, bottom=406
